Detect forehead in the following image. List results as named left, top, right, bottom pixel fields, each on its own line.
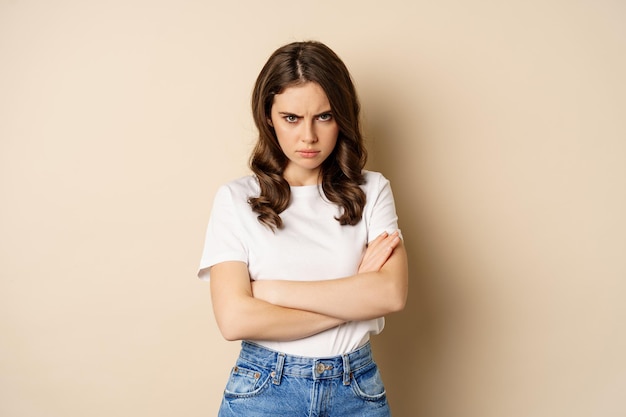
left=271, top=82, right=330, bottom=112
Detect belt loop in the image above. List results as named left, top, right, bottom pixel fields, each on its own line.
left=342, top=353, right=351, bottom=385
left=272, top=353, right=285, bottom=385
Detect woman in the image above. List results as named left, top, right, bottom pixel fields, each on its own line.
left=198, top=40, right=408, bottom=417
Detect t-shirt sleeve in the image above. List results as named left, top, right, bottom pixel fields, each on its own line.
left=366, top=173, right=402, bottom=244
left=197, top=185, right=248, bottom=281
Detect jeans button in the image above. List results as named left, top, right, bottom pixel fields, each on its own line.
left=316, top=363, right=325, bottom=374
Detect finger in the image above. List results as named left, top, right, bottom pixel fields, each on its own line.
left=359, top=243, right=397, bottom=273
left=387, top=233, right=401, bottom=251
left=369, top=231, right=400, bottom=253
left=367, top=231, right=389, bottom=248
left=368, top=234, right=400, bottom=261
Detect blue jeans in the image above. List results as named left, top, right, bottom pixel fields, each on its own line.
left=217, top=341, right=391, bottom=417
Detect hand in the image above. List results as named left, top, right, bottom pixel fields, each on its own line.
left=358, top=231, right=401, bottom=274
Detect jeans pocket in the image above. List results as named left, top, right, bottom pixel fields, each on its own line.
left=351, top=363, right=387, bottom=401
left=223, top=363, right=271, bottom=399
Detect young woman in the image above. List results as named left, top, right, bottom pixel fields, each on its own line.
left=198, top=41, right=408, bottom=417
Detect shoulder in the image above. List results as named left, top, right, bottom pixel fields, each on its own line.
left=361, top=170, right=391, bottom=193
left=362, top=170, right=387, bottom=182
left=217, top=175, right=260, bottom=197
left=213, top=175, right=259, bottom=207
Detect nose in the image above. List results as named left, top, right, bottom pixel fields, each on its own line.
left=301, top=120, right=318, bottom=144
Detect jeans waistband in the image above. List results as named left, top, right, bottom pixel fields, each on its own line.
left=238, top=341, right=374, bottom=386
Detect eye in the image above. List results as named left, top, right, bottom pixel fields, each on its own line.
left=284, top=115, right=299, bottom=123
left=317, top=113, right=333, bottom=122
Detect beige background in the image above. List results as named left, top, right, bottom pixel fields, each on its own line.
left=1, top=1, right=625, bottom=416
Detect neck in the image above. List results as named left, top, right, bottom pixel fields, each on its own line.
left=283, top=168, right=321, bottom=186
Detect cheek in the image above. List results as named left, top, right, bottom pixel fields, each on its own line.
left=274, top=130, right=298, bottom=156
left=326, top=126, right=340, bottom=144
left=274, top=127, right=293, bottom=146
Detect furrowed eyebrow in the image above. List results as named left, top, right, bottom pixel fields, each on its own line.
left=278, top=112, right=301, bottom=117
left=277, top=110, right=332, bottom=118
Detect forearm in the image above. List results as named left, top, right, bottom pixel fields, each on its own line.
left=209, top=261, right=344, bottom=342
left=254, top=244, right=409, bottom=321
left=215, top=295, right=344, bottom=342
left=257, top=273, right=402, bottom=321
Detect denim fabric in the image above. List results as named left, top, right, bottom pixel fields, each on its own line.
left=217, top=341, right=391, bottom=417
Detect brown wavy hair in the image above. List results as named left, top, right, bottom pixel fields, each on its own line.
left=249, top=41, right=367, bottom=230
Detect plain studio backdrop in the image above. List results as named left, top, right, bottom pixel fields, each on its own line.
left=1, top=1, right=625, bottom=416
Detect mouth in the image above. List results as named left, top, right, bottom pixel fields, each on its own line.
left=297, top=150, right=320, bottom=158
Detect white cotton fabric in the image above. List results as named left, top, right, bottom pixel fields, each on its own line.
left=198, top=170, right=401, bottom=357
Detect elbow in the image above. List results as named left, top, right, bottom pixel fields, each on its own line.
left=390, top=292, right=407, bottom=313
left=214, top=312, right=247, bottom=342
left=221, top=332, right=241, bottom=342
left=383, top=279, right=408, bottom=314
left=215, top=320, right=236, bottom=341
left=218, top=323, right=240, bottom=342
left=212, top=293, right=259, bottom=341
left=378, top=246, right=409, bottom=315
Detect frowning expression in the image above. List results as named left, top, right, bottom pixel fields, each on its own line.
left=269, top=82, right=339, bottom=186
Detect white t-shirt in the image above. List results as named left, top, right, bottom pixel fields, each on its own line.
left=198, top=170, right=401, bottom=357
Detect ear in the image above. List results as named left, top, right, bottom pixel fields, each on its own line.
left=267, top=118, right=274, bottom=127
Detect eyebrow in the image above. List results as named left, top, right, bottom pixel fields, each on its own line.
left=277, top=110, right=333, bottom=118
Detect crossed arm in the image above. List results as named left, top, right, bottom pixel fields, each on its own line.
left=209, top=231, right=408, bottom=342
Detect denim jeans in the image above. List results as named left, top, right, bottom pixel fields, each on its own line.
left=217, top=341, right=391, bottom=417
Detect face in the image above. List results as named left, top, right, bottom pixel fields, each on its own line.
left=269, top=82, right=339, bottom=186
